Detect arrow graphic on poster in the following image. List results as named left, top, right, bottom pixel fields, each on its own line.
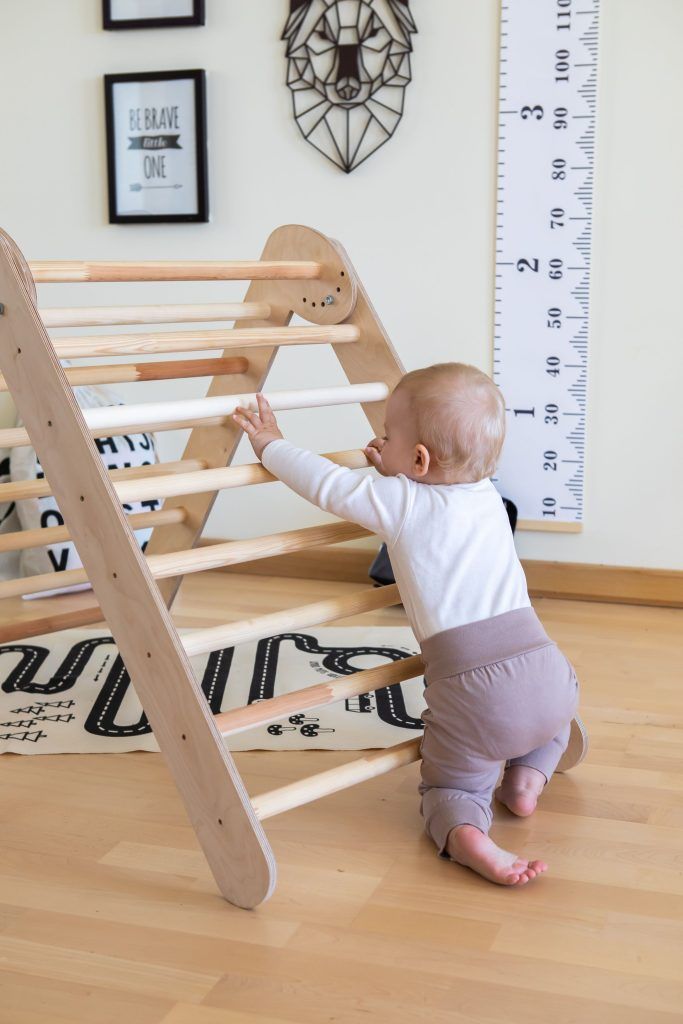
left=129, top=183, right=183, bottom=191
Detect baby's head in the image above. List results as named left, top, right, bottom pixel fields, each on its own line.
left=380, top=363, right=506, bottom=483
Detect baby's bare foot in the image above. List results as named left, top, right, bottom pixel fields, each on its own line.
left=496, top=764, right=546, bottom=817
left=446, top=824, right=548, bottom=886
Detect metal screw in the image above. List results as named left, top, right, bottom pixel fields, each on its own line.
left=323, top=294, right=334, bottom=306
left=0, top=303, right=5, bottom=315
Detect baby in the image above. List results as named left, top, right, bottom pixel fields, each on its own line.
left=233, top=362, right=581, bottom=887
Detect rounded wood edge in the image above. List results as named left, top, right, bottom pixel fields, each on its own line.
left=0, top=228, right=37, bottom=305
left=263, top=224, right=358, bottom=325
left=556, top=715, right=589, bottom=773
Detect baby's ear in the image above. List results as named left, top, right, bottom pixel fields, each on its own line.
left=413, top=443, right=431, bottom=477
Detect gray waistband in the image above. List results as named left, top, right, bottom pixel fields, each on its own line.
left=419, top=607, right=553, bottom=682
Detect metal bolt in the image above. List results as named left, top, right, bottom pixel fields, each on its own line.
left=323, top=294, right=334, bottom=306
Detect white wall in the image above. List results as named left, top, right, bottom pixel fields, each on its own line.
left=1, top=0, right=681, bottom=569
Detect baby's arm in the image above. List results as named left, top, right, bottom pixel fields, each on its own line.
left=233, top=394, right=413, bottom=543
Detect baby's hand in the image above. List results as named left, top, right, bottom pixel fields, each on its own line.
left=232, top=392, right=284, bottom=460
left=363, top=436, right=388, bottom=476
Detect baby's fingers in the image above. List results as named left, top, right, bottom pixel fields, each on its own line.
left=232, top=405, right=261, bottom=434
left=363, top=445, right=382, bottom=467
left=256, top=392, right=277, bottom=426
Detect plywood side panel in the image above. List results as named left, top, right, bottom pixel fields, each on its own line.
left=0, top=235, right=275, bottom=909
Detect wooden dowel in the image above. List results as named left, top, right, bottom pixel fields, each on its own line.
left=0, top=507, right=186, bottom=554
left=84, top=382, right=388, bottom=431
left=184, top=582, right=402, bottom=657
left=217, top=651, right=421, bottom=738
left=0, top=457, right=207, bottom=504
left=148, top=522, right=371, bottom=581
left=0, top=356, right=249, bottom=392
left=29, top=259, right=322, bottom=283
left=40, top=302, right=271, bottom=328
left=50, top=324, right=360, bottom=359
left=0, top=603, right=105, bottom=644
left=251, top=739, right=422, bottom=821
left=0, top=383, right=387, bottom=449
left=114, top=449, right=370, bottom=504
left=0, top=521, right=371, bottom=600
left=1, top=418, right=225, bottom=449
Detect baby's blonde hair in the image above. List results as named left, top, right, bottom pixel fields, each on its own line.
left=394, top=363, right=506, bottom=482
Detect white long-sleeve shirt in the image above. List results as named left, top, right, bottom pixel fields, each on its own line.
left=261, top=439, right=530, bottom=644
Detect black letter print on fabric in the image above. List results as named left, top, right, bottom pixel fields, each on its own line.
left=247, top=633, right=423, bottom=730
left=0, top=455, right=15, bottom=527
left=84, top=645, right=235, bottom=738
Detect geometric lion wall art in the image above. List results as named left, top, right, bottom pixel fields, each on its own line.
left=282, top=0, right=417, bottom=173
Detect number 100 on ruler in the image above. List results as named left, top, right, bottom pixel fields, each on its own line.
left=492, top=0, right=599, bottom=531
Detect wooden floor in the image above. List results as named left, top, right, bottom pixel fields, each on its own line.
left=1, top=572, right=682, bottom=1023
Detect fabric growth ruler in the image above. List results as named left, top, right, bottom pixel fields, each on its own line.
left=492, top=0, right=599, bottom=531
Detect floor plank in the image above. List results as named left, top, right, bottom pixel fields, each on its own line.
left=1, top=573, right=682, bottom=1023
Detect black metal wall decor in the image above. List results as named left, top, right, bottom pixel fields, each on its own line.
left=282, top=0, right=417, bottom=173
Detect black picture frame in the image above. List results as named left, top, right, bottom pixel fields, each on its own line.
left=104, top=69, right=209, bottom=224
left=103, top=0, right=205, bottom=30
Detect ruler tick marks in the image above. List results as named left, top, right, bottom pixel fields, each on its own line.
left=492, top=0, right=599, bottom=530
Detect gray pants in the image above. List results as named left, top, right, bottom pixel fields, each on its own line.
left=418, top=607, right=579, bottom=854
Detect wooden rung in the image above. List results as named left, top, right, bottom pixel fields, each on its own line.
left=0, top=507, right=186, bottom=554
left=29, top=259, right=322, bottom=283
left=0, top=458, right=206, bottom=504
left=0, top=521, right=370, bottom=600
left=40, top=302, right=271, bottom=328
left=83, top=383, right=387, bottom=431
left=0, top=356, right=249, bottom=392
left=0, top=603, right=105, bottom=645
left=50, top=324, right=360, bottom=359
left=218, top=651, right=421, bottom=739
left=114, top=449, right=369, bottom=504
left=251, top=739, right=422, bottom=821
left=184, top=582, right=402, bottom=657
left=0, top=383, right=388, bottom=450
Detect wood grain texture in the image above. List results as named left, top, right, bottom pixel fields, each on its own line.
left=0, top=458, right=206, bottom=505
left=50, top=323, right=360, bottom=359
left=183, top=581, right=401, bottom=656
left=0, top=522, right=371, bottom=599
left=40, top=302, right=271, bottom=328
left=144, top=224, right=364, bottom=607
left=252, top=739, right=422, bottom=821
left=0, top=236, right=276, bottom=909
left=0, top=573, right=681, bottom=1023
left=0, top=507, right=185, bottom=554
left=517, top=519, right=583, bottom=534
left=204, top=541, right=683, bottom=609
left=217, top=649, right=420, bottom=737
left=0, top=356, right=250, bottom=392
left=29, top=259, right=322, bottom=282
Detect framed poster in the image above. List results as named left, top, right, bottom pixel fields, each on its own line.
left=103, top=0, right=205, bottom=30
left=104, top=69, right=209, bottom=223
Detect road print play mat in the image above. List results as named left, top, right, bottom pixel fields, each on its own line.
left=0, top=627, right=425, bottom=754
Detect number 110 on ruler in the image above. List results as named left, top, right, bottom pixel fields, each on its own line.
left=492, top=0, right=599, bottom=531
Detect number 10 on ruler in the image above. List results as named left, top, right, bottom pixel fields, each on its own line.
left=492, top=0, right=599, bottom=530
